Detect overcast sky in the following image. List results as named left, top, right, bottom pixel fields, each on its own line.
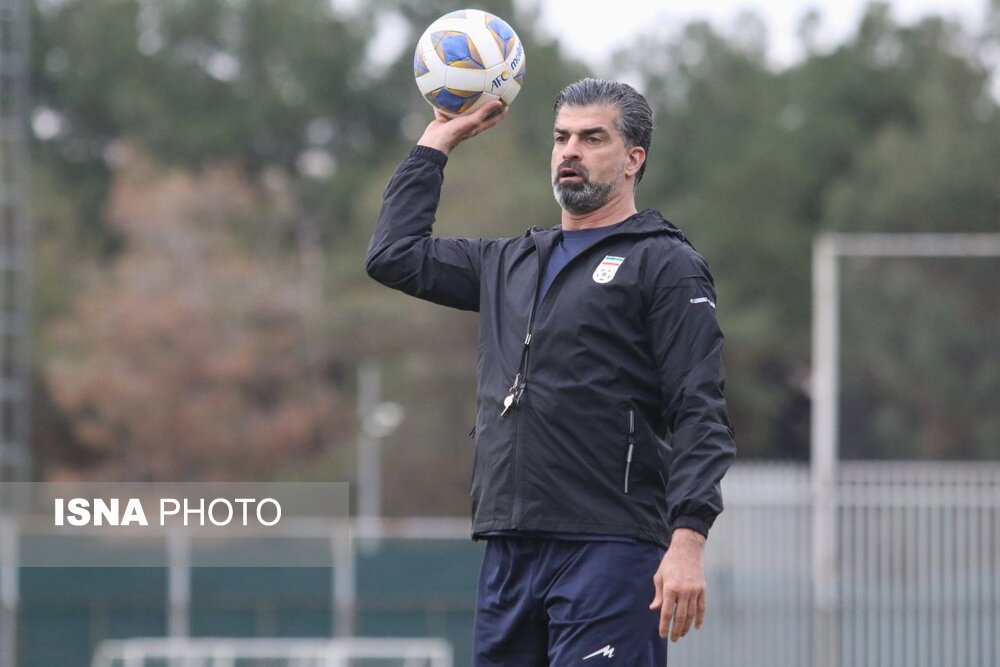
left=519, top=0, right=990, bottom=68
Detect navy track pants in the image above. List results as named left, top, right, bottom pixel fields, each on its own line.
left=474, top=537, right=669, bottom=666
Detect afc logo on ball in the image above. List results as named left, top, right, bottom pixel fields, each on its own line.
left=490, top=70, right=510, bottom=90
left=592, top=255, right=625, bottom=284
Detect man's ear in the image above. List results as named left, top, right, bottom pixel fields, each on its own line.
left=626, top=146, right=646, bottom=178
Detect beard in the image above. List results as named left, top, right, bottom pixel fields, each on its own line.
left=551, top=159, right=625, bottom=215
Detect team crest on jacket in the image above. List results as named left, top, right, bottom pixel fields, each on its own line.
left=592, top=255, right=625, bottom=284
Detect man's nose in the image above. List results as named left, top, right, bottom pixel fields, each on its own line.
left=561, top=136, right=582, bottom=160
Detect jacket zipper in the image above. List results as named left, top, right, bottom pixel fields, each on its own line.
left=506, top=245, right=546, bottom=525
left=625, top=409, right=636, bottom=494
left=500, top=226, right=633, bottom=418
left=504, top=225, right=666, bottom=519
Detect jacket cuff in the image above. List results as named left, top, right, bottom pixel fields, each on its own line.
left=671, top=516, right=711, bottom=540
left=409, top=144, right=448, bottom=168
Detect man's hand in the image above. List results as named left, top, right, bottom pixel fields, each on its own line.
left=649, top=528, right=707, bottom=642
left=417, top=101, right=508, bottom=155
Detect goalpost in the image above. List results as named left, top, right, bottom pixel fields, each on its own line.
left=91, top=637, right=454, bottom=667
left=810, top=232, right=1000, bottom=667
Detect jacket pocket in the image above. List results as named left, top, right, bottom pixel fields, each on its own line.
left=468, top=411, right=480, bottom=498
left=624, top=408, right=636, bottom=494
left=622, top=406, right=672, bottom=494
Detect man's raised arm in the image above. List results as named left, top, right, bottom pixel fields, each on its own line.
left=365, top=102, right=508, bottom=311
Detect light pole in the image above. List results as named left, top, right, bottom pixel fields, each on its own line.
left=355, top=360, right=403, bottom=537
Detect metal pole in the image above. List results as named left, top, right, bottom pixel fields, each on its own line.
left=0, top=0, right=33, bottom=485
left=0, top=1, right=31, bottom=661
left=166, top=526, right=191, bottom=640
left=346, top=358, right=381, bottom=638
left=0, top=516, right=19, bottom=667
left=807, top=232, right=1000, bottom=667
left=332, top=521, right=355, bottom=638
left=811, top=234, right=839, bottom=667
left=356, top=360, right=382, bottom=528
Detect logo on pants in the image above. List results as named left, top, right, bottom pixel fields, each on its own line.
left=583, top=643, right=616, bottom=659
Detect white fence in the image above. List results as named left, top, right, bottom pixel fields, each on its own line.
left=2, top=462, right=998, bottom=666
left=670, top=461, right=1000, bottom=667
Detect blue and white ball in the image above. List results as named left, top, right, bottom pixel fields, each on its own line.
left=413, top=9, right=526, bottom=117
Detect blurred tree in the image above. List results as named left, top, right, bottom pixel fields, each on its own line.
left=613, top=18, right=816, bottom=459
left=822, top=10, right=1000, bottom=459
left=318, top=1, right=591, bottom=514
left=839, top=257, right=1000, bottom=459
left=30, top=0, right=587, bottom=493
left=29, top=0, right=1000, bottom=504
left=611, top=2, right=999, bottom=460
left=30, top=0, right=398, bottom=249
left=44, top=146, right=351, bottom=480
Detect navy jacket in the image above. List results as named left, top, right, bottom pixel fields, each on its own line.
left=367, top=145, right=735, bottom=546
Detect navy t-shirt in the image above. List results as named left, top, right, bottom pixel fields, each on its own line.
left=537, top=220, right=628, bottom=303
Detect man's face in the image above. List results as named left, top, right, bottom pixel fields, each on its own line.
left=551, top=104, right=631, bottom=215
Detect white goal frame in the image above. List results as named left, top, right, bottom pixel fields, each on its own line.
left=91, top=637, right=453, bottom=667
left=810, top=232, right=1000, bottom=667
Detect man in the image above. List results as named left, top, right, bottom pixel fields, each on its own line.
left=366, top=79, right=735, bottom=665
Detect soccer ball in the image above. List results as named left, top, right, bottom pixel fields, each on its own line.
left=413, top=9, right=526, bottom=117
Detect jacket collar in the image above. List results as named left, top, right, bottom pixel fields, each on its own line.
left=526, top=208, right=690, bottom=246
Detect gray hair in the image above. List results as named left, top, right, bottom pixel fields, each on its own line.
left=553, top=78, right=653, bottom=185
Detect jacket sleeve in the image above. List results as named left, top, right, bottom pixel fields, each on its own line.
left=365, top=145, right=484, bottom=312
left=645, top=246, right=736, bottom=540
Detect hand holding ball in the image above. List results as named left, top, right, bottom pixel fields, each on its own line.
left=413, top=9, right=526, bottom=117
